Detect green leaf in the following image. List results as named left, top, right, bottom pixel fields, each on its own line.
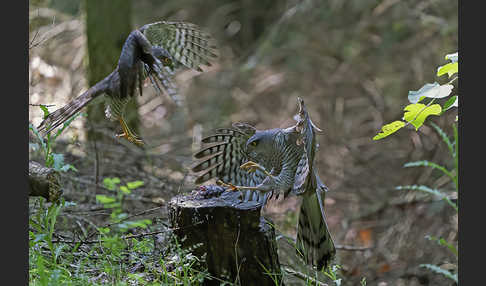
left=53, top=244, right=67, bottom=263
left=437, top=62, right=458, bottom=77
left=59, top=164, right=77, bottom=173
left=39, top=105, right=50, bottom=119
left=408, top=83, right=453, bottom=104
left=29, top=123, right=47, bottom=155
left=403, top=103, right=442, bottom=130
left=126, top=180, right=144, bottom=190
left=444, top=52, right=458, bottom=63
left=53, top=112, right=84, bottom=140
left=119, top=219, right=152, bottom=230
left=51, top=153, right=65, bottom=171
left=420, top=264, right=457, bottom=283
left=441, top=95, right=458, bottom=113
left=96, top=195, right=116, bottom=204
left=103, top=177, right=121, bottom=191
left=373, top=121, right=405, bottom=140
left=425, top=235, right=458, bottom=256
left=119, top=185, right=131, bottom=194
left=98, top=227, right=110, bottom=234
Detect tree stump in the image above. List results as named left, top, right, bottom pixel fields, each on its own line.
left=29, top=160, right=62, bottom=202
left=168, top=188, right=283, bottom=286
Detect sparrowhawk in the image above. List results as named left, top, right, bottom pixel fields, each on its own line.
left=37, top=21, right=218, bottom=145
left=191, top=97, right=336, bottom=270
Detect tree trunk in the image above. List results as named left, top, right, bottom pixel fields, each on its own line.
left=85, top=0, right=139, bottom=142
left=168, top=189, right=283, bottom=286
left=29, top=160, right=62, bottom=202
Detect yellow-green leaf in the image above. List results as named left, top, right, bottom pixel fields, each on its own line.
left=120, top=186, right=131, bottom=194
left=126, top=180, right=144, bottom=190
left=403, top=104, right=442, bottom=130
left=437, top=62, right=458, bottom=77
left=373, top=121, right=406, bottom=140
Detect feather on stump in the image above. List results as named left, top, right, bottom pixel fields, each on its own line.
left=168, top=187, right=283, bottom=286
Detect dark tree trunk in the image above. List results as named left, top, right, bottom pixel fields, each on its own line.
left=168, top=190, right=283, bottom=286
left=29, top=160, right=62, bottom=202
left=85, top=0, right=139, bottom=142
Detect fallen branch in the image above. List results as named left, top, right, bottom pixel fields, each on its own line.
left=29, top=160, right=62, bottom=202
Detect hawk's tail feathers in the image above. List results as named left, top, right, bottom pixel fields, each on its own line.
left=36, top=81, right=106, bottom=135
left=296, top=188, right=336, bottom=270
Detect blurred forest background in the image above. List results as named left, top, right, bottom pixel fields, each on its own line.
left=29, top=0, right=458, bottom=285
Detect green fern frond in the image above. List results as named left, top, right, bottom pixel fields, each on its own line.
left=425, top=235, right=458, bottom=256
left=403, top=161, right=455, bottom=184
left=420, top=264, right=457, bottom=283
left=430, top=122, right=454, bottom=157
left=396, top=185, right=457, bottom=211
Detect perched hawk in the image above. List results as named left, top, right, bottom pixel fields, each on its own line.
left=191, top=98, right=336, bottom=270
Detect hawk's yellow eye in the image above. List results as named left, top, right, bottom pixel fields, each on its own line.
left=164, top=58, right=172, bottom=64
left=250, top=141, right=258, bottom=147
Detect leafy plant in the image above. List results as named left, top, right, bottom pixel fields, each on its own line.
left=322, top=264, right=342, bottom=286
left=395, top=122, right=458, bottom=283
left=373, top=51, right=458, bottom=283
left=96, top=177, right=152, bottom=232
left=373, top=52, right=458, bottom=140
left=29, top=105, right=82, bottom=172
left=29, top=106, right=83, bottom=284
left=29, top=198, right=78, bottom=285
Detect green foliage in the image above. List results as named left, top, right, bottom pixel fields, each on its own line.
left=29, top=105, right=82, bottom=172
left=396, top=185, right=457, bottom=212
left=29, top=198, right=78, bottom=285
left=373, top=52, right=458, bottom=140
left=97, top=177, right=152, bottom=232
left=395, top=123, right=458, bottom=282
left=402, top=103, right=442, bottom=130
left=425, top=235, right=458, bottom=257
left=420, top=264, right=457, bottom=283
left=29, top=176, right=212, bottom=285
left=373, top=51, right=458, bottom=282
left=322, top=264, right=342, bottom=286
left=372, top=121, right=405, bottom=140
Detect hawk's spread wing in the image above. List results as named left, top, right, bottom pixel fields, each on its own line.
left=191, top=124, right=271, bottom=203
left=140, top=21, right=218, bottom=72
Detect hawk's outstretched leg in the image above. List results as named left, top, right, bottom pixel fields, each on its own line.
left=115, top=118, right=144, bottom=146
left=217, top=161, right=275, bottom=192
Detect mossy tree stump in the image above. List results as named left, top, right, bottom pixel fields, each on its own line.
left=168, top=189, right=283, bottom=286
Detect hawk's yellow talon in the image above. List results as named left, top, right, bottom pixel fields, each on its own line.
left=116, top=118, right=144, bottom=146
left=240, top=161, right=272, bottom=177
left=216, top=180, right=238, bottom=191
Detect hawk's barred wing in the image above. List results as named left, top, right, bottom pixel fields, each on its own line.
left=140, top=21, right=218, bottom=72
left=191, top=125, right=271, bottom=203
left=37, top=20, right=219, bottom=146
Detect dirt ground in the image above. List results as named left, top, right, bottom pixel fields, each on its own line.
left=29, top=2, right=458, bottom=285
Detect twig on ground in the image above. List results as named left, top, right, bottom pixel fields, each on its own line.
left=49, top=222, right=204, bottom=245
left=282, top=266, right=328, bottom=286
left=335, top=244, right=373, bottom=251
